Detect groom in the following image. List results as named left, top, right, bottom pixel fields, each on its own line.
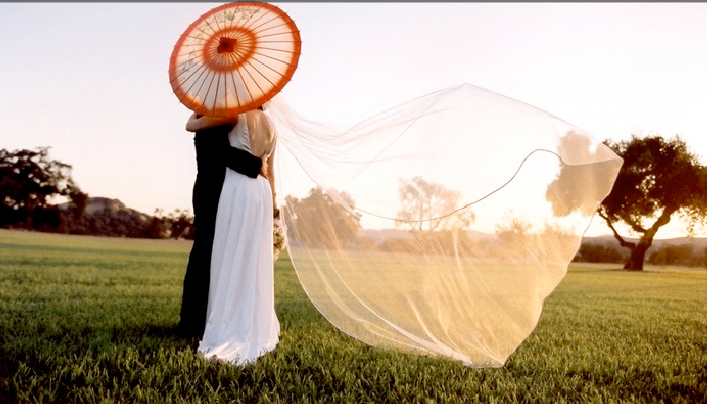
left=177, top=114, right=262, bottom=339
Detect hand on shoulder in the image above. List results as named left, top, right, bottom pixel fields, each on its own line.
left=185, top=112, right=238, bottom=132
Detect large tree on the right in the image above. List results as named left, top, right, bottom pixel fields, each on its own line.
left=599, top=135, right=707, bottom=270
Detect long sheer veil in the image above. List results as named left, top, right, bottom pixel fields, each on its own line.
left=265, top=83, right=622, bottom=367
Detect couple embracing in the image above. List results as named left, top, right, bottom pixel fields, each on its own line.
left=176, top=104, right=280, bottom=366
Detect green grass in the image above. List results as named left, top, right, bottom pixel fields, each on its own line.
left=1, top=229, right=705, bottom=403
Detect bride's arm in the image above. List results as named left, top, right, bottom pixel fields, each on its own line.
left=266, top=142, right=277, bottom=208
left=185, top=112, right=238, bottom=132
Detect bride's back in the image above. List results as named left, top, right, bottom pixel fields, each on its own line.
left=245, top=109, right=275, bottom=158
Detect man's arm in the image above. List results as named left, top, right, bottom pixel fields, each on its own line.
left=186, top=113, right=237, bottom=132
left=222, top=145, right=263, bottom=179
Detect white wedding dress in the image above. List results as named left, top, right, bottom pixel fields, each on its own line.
left=198, top=114, right=280, bottom=365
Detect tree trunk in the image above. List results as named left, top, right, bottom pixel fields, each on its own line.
left=624, top=240, right=651, bottom=270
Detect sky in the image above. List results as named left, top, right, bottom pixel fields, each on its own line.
left=1, top=2, right=706, bottom=239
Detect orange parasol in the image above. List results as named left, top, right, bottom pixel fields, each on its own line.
left=169, top=2, right=301, bottom=117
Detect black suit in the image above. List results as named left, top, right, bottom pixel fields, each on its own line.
left=177, top=124, right=262, bottom=338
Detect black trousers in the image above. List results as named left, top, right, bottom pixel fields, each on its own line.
left=178, top=172, right=224, bottom=337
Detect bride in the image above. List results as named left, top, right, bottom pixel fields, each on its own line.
left=186, top=104, right=280, bottom=365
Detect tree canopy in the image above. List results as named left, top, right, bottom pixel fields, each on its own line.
left=396, top=176, right=474, bottom=233
left=0, top=147, right=81, bottom=228
left=284, top=188, right=364, bottom=248
left=599, top=134, right=707, bottom=270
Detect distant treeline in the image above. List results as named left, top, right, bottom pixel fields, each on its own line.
left=574, top=241, right=707, bottom=268
left=1, top=146, right=194, bottom=240
left=1, top=196, right=193, bottom=240
left=7, top=199, right=707, bottom=268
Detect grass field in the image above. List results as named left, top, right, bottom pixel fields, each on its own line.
left=1, top=229, right=705, bottom=403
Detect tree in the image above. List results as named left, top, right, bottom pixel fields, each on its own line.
left=284, top=188, right=363, bottom=248
left=396, top=176, right=474, bottom=233
left=0, top=147, right=83, bottom=229
left=599, top=135, right=707, bottom=270
left=395, top=176, right=475, bottom=255
left=166, top=209, right=194, bottom=239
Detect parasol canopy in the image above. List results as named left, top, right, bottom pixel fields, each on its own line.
left=169, top=2, right=301, bottom=117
